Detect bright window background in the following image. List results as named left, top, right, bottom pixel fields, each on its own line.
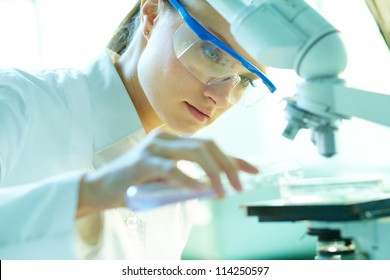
left=0, top=0, right=136, bottom=70
left=1, top=0, right=390, bottom=259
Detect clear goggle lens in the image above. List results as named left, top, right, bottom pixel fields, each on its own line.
left=173, top=24, right=269, bottom=107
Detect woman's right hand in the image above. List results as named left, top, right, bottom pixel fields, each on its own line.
left=77, top=130, right=258, bottom=217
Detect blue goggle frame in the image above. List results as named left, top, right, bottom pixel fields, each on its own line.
left=167, top=0, right=277, bottom=93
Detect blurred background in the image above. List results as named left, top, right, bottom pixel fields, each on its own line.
left=1, top=0, right=389, bottom=259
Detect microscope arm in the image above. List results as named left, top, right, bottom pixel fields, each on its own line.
left=295, top=78, right=390, bottom=128
left=333, top=85, right=390, bottom=127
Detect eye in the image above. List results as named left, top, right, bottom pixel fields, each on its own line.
left=239, top=75, right=253, bottom=87
left=201, top=43, right=222, bottom=63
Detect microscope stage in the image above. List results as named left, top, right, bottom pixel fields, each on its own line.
left=242, top=195, right=390, bottom=222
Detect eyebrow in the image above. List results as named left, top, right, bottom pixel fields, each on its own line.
left=182, top=4, right=254, bottom=68
left=206, top=26, right=267, bottom=75
left=204, top=25, right=233, bottom=48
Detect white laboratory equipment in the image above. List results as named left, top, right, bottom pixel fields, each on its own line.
left=242, top=193, right=390, bottom=260
left=206, top=0, right=390, bottom=157
left=205, top=0, right=390, bottom=259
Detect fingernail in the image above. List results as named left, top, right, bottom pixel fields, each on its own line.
left=235, top=180, right=243, bottom=191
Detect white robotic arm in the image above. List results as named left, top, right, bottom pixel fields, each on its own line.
left=206, top=0, right=390, bottom=157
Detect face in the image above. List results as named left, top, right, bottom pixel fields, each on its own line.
left=136, top=0, right=264, bottom=135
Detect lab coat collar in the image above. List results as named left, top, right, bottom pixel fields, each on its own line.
left=83, top=52, right=144, bottom=153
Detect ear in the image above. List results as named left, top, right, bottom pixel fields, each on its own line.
left=140, top=0, right=161, bottom=39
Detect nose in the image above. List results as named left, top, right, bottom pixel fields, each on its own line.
left=203, top=75, right=240, bottom=108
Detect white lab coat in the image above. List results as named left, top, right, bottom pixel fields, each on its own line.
left=0, top=52, right=197, bottom=259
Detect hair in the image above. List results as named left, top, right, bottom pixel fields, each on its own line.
left=107, top=0, right=180, bottom=55
left=107, top=0, right=142, bottom=55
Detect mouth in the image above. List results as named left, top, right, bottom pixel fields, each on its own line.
left=184, top=102, right=211, bottom=123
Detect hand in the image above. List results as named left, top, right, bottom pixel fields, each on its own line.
left=77, top=129, right=258, bottom=217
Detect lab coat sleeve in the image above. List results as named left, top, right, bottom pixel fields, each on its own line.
left=0, top=172, right=83, bottom=259
left=0, top=69, right=85, bottom=259
left=0, top=70, right=31, bottom=182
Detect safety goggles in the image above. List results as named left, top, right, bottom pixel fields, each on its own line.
left=168, top=0, right=276, bottom=107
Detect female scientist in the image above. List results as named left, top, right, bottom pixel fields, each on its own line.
left=0, top=0, right=275, bottom=259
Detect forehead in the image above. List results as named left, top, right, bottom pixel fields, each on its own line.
left=181, top=1, right=266, bottom=73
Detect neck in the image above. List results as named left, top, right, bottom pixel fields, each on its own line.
left=113, top=30, right=163, bottom=134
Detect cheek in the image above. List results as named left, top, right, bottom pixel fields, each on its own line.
left=138, top=34, right=199, bottom=107
left=138, top=37, right=174, bottom=100
left=137, top=34, right=192, bottom=126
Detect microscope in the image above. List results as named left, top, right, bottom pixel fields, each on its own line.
left=206, top=0, right=390, bottom=259
left=207, top=0, right=390, bottom=157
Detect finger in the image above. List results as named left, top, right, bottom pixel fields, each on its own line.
left=233, top=157, right=260, bottom=174
left=143, top=136, right=226, bottom=197
left=195, top=148, right=225, bottom=198
left=141, top=157, right=208, bottom=189
left=153, top=138, right=231, bottom=196
left=204, top=141, right=243, bottom=192
left=164, top=165, right=209, bottom=189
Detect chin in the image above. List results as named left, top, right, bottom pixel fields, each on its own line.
left=167, top=122, right=204, bottom=136
left=174, top=126, right=200, bottom=136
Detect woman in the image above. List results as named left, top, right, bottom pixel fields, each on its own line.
left=0, top=0, right=275, bottom=259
